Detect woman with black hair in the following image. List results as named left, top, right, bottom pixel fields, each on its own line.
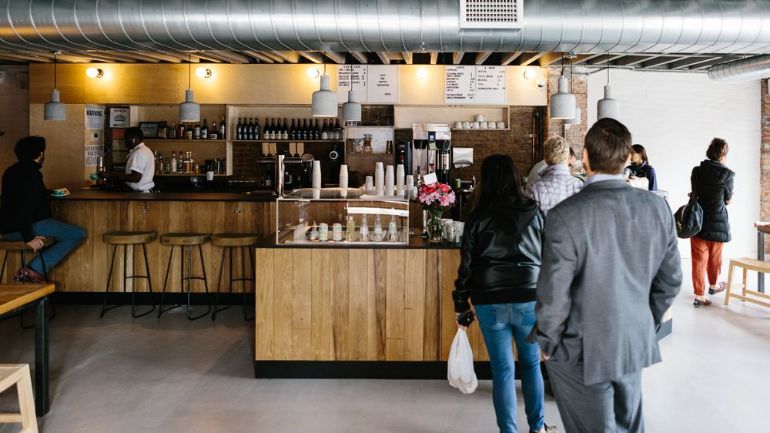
left=626, top=144, right=658, bottom=191
left=453, top=154, right=556, bottom=433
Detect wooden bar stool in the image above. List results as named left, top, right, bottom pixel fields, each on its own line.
left=0, top=238, right=54, bottom=283
left=158, top=233, right=211, bottom=320
left=100, top=231, right=157, bottom=318
left=725, top=257, right=770, bottom=309
left=210, top=233, right=259, bottom=321
left=0, top=364, right=38, bottom=433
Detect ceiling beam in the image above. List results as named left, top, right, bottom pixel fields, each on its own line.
left=127, top=51, right=182, bottom=63
left=74, top=51, right=134, bottom=63
left=401, top=52, right=413, bottom=64
left=587, top=54, right=630, bottom=65
left=242, top=50, right=275, bottom=63
left=670, top=56, right=724, bottom=70
left=300, top=51, right=325, bottom=64
left=322, top=51, right=345, bottom=64
left=518, top=52, right=546, bottom=66
left=192, top=53, right=222, bottom=63
left=640, top=55, right=690, bottom=69
left=474, top=52, right=492, bottom=65
left=613, top=55, right=658, bottom=67
left=538, top=52, right=563, bottom=67
left=689, top=56, right=740, bottom=71
left=260, top=52, right=285, bottom=63
left=452, top=52, right=464, bottom=64
left=0, top=52, right=52, bottom=63
left=350, top=51, right=368, bottom=64
left=429, top=51, right=438, bottom=65
left=571, top=53, right=606, bottom=65
left=376, top=52, right=390, bottom=64
left=272, top=51, right=300, bottom=63
left=500, top=51, right=522, bottom=65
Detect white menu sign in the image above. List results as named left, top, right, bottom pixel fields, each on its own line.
left=366, top=65, right=398, bottom=103
left=337, top=65, right=368, bottom=103
left=445, top=65, right=507, bottom=105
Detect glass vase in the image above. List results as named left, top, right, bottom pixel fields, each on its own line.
left=427, top=208, right=444, bottom=244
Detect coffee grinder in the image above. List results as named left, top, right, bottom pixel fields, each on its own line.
left=411, top=123, right=451, bottom=182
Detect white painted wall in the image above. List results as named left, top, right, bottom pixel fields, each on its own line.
left=587, top=70, right=760, bottom=284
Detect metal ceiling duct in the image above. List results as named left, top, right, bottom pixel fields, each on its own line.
left=707, top=55, right=770, bottom=81
left=0, top=0, right=769, bottom=55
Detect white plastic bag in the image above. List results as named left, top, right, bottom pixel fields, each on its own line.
left=447, top=328, right=478, bottom=394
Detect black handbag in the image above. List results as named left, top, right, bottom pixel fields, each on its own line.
left=675, top=169, right=703, bottom=238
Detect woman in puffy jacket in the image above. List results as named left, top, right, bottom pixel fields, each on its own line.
left=453, top=154, right=556, bottom=433
left=526, top=136, right=583, bottom=213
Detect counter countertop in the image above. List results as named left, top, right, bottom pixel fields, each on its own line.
left=54, top=188, right=277, bottom=202
left=256, top=234, right=460, bottom=250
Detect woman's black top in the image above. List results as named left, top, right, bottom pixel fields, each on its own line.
left=691, top=159, right=734, bottom=243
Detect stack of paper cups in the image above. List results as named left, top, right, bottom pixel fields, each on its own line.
left=312, top=160, right=322, bottom=189
left=375, top=162, right=384, bottom=196
left=385, top=165, right=395, bottom=196
left=396, top=164, right=405, bottom=198
left=339, top=165, right=349, bottom=197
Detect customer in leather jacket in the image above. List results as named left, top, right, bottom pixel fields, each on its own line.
left=453, top=154, right=553, bottom=433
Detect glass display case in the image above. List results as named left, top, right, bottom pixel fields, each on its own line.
left=276, top=188, right=409, bottom=246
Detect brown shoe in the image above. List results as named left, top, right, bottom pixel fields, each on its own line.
left=15, top=267, right=47, bottom=284
left=693, top=298, right=712, bottom=308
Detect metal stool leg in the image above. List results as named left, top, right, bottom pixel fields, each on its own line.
left=158, top=245, right=176, bottom=318
left=212, top=247, right=228, bottom=321
left=244, top=246, right=255, bottom=321
left=130, top=244, right=155, bottom=318
left=186, top=244, right=211, bottom=320
left=100, top=245, right=119, bottom=318
left=0, top=251, right=8, bottom=283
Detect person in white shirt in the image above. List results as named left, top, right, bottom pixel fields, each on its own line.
left=101, top=127, right=155, bottom=192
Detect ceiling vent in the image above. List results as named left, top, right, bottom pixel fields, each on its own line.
left=460, top=0, right=523, bottom=30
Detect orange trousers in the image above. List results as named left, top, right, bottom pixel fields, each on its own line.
left=690, top=237, right=724, bottom=296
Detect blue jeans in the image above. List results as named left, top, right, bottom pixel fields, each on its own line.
left=476, top=302, right=545, bottom=433
left=3, top=218, right=87, bottom=274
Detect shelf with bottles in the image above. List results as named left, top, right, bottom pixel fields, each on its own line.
left=145, top=139, right=227, bottom=144
left=133, top=104, right=229, bottom=141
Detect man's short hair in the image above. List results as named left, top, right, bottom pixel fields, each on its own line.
left=543, top=136, right=570, bottom=165
left=14, top=136, right=46, bottom=162
left=584, top=118, right=632, bottom=174
left=124, top=127, right=144, bottom=143
left=706, top=137, right=728, bottom=161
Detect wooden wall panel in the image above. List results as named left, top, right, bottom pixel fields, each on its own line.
left=255, top=248, right=274, bottom=360
left=272, top=249, right=294, bottom=360
left=404, top=250, right=426, bottom=361
left=348, top=249, right=370, bottom=361
left=291, top=249, right=312, bottom=359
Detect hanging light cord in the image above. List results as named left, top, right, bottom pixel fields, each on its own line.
left=188, top=52, right=192, bottom=89
left=53, top=52, right=58, bottom=89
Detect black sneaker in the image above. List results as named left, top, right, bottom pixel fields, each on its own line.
left=708, top=282, right=727, bottom=295
left=693, top=298, right=712, bottom=308
left=531, top=425, right=560, bottom=433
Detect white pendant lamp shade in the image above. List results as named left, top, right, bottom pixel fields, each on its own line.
left=565, top=105, right=581, bottom=125
left=597, top=85, right=620, bottom=120
left=179, top=89, right=200, bottom=122
left=44, top=89, right=66, bottom=121
left=550, top=77, right=576, bottom=120
left=312, top=74, right=338, bottom=118
left=342, top=90, right=361, bottom=122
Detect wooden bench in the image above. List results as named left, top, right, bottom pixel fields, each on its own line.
left=0, top=284, right=55, bottom=416
left=725, top=258, right=770, bottom=309
left=0, top=364, right=38, bottom=433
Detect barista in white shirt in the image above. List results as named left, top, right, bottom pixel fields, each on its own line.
left=101, top=127, right=155, bottom=192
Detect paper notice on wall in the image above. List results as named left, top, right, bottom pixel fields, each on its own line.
left=84, top=145, right=103, bottom=168
left=367, top=65, right=398, bottom=103
left=85, top=105, right=105, bottom=129
left=109, top=107, right=130, bottom=128
left=337, top=64, right=368, bottom=103
left=445, top=66, right=506, bottom=105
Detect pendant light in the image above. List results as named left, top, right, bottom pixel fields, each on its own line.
left=565, top=58, right=581, bottom=125
left=179, top=52, right=200, bottom=123
left=550, top=53, right=576, bottom=120
left=341, top=64, right=361, bottom=122
left=597, top=60, right=619, bottom=119
left=312, top=64, right=338, bottom=118
left=44, top=52, right=66, bottom=121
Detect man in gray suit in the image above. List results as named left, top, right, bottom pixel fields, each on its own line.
left=533, top=118, right=682, bottom=433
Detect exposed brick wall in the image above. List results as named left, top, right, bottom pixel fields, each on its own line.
left=761, top=79, right=770, bottom=252
left=546, top=66, right=588, bottom=158
left=233, top=142, right=259, bottom=178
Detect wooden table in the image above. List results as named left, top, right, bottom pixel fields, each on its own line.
left=755, top=223, right=769, bottom=293
left=0, top=284, right=54, bottom=416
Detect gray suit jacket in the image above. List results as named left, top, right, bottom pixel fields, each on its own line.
left=534, top=179, right=682, bottom=385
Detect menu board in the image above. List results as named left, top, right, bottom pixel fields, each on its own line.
left=337, top=65, right=367, bottom=103
left=445, top=65, right=507, bottom=105
left=367, top=65, right=398, bottom=103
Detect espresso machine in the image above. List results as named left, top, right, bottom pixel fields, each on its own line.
left=411, top=123, right=452, bottom=183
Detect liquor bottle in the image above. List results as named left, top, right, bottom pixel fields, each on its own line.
left=168, top=122, right=177, bottom=139
left=315, top=119, right=321, bottom=140
left=210, top=121, right=218, bottom=140
left=321, top=119, right=329, bottom=140
left=171, top=151, right=177, bottom=173
left=246, top=118, right=253, bottom=140
left=193, top=123, right=201, bottom=140
left=264, top=118, right=271, bottom=140
left=298, top=119, right=305, bottom=140
left=334, top=118, right=342, bottom=140
left=177, top=123, right=184, bottom=139
left=282, top=118, right=289, bottom=140
left=201, top=119, right=208, bottom=139
left=289, top=119, right=296, bottom=140
left=236, top=117, right=242, bottom=140
left=219, top=117, right=226, bottom=140
left=254, top=118, right=260, bottom=140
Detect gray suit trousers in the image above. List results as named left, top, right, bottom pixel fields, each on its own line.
left=546, top=362, right=644, bottom=433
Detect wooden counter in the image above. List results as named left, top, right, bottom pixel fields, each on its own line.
left=45, top=192, right=275, bottom=293
left=254, top=244, right=490, bottom=377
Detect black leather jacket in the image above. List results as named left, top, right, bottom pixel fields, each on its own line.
left=453, top=197, right=544, bottom=313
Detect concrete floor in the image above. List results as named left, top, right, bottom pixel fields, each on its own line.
left=1, top=289, right=769, bottom=433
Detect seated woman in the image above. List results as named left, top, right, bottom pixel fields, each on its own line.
left=0, top=136, right=87, bottom=283
left=626, top=144, right=658, bottom=191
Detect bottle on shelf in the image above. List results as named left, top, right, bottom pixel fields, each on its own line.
left=334, top=118, right=342, bottom=140
left=264, top=118, right=271, bottom=140
left=220, top=116, right=226, bottom=140
left=168, top=123, right=177, bottom=139
left=246, top=118, right=253, bottom=140
left=171, top=151, right=177, bottom=174
left=321, top=119, right=329, bottom=140
left=210, top=121, right=218, bottom=140
left=201, top=119, right=208, bottom=139
left=301, top=119, right=308, bottom=141
left=346, top=216, right=356, bottom=242
left=360, top=215, right=369, bottom=241
left=236, top=117, right=243, bottom=140
left=289, top=119, right=296, bottom=140
left=254, top=118, right=260, bottom=141
left=282, top=118, right=289, bottom=140
left=373, top=214, right=383, bottom=242
left=193, top=123, right=201, bottom=140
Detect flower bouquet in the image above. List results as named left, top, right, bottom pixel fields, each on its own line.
left=418, top=182, right=456, bottom=243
